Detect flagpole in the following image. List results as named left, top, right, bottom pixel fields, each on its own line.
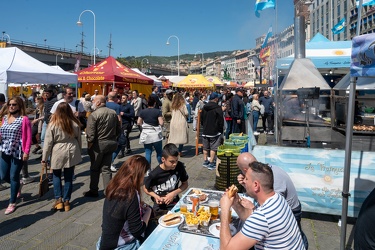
left=330, top=0, right=333, bottom=40
left=274, top=0, right=279, bottom=143
left=339, top=0, right=362, bottom=249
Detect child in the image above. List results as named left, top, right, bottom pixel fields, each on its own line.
left=143, top=143, right=189, bottom=213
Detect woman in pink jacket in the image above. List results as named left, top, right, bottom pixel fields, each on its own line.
left=0, top=97, right=32, bottom=215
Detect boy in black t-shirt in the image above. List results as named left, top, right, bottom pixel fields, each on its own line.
left=143, top=143, right=189, bottom=212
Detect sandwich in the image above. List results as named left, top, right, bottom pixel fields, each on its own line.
left=227, top=184, right=238, bottom=198
left=162, top=213, right=181, bottom=226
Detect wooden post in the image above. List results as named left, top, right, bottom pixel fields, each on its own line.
left=195, top=110, right=203, bottom=155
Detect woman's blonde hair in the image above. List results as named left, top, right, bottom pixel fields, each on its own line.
left=49, top=102, right=81, bottom=136
left=171, top=93, right=185, bottom=111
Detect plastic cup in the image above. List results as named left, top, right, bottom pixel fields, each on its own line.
left=208, top=200, right=219, bottom=220
left=180, top=203, right=188, bottom=213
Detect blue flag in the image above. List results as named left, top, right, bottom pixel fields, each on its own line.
left=255, top=0, right=275, bottom=17
left=332, top=18, right=346, bottom=35
left=356, top=0, right=375, bottom=7
left=350, top=33, right=375, bottom=77
left=261, top=26, right=272, bottom=48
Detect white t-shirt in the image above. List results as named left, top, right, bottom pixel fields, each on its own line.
left=50, top=99, right=85, bottom=114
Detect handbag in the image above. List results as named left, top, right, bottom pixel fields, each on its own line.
left=139, top=123, right=163, bottom=144
left=38, top=163, right=50, bottom=197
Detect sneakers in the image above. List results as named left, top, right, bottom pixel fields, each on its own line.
left=83, top=190, right=99, bottom=198
left=110, top=165, right=118, bottom=172
left=207, top=162, right=216, bottom=170
left=32, top=146, right=41, bottom=154
left=254, top=131, right=260, bottom=136
left=22, top=176, right=36, bottom=185
left=202, top=160, right=210, bottom=168
left=268, top=131, right=274, bottom=135
left=5, top=204, right=16, bottom=215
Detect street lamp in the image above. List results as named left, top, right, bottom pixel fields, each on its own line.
left=194, top=51, right=204, bottom=74
left=55, top=53, right=64, bottom=66
left=77, top=9, right=96, bottom=64
left=141, top=58, right=149, bottom=73
left=1, top=32, right=11, bottom=44
left=166, top=35, right=180, bottom=76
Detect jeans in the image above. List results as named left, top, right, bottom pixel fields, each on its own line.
left=186, top=104, right=191, bottom=123
left=144, top=140, right=163, bottom=165
left=225, top=119, right=233, bottom=139
left=178, top=144, right=183, bottom=153
left=53, top=167, right=74, bottom=201
left=253, top=111, right=260, bottom=132
left=40, top=121, right=47, bottom=147
left=0, top=154, right=23, bottom=204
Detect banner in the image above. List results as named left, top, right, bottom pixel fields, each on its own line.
left=350, top=33, right=375, bottom=77
left=261, top=26, right=272, bottom=49
left=255, top=0, right=275, bottom=17
left=332, top=17, right=346, bottom=35
left=253, top=145, right=375, bottom=217
left=356, top=0, right=375, bottom=7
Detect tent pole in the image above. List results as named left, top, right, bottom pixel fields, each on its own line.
left=340, top=1, right=362, bottom=248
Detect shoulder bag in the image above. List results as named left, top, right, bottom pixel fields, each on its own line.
left=38, top=163, right=50, bottom=197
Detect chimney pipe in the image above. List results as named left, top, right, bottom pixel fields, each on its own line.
left=294, top=16, right=306, bottom=59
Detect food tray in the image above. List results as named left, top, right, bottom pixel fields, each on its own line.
left=178, top=217, right=240, bottom=239
left=182, top=189, right=223, bottom=204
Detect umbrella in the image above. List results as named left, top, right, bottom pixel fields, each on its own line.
left=206, top=76, right=224, bottom=86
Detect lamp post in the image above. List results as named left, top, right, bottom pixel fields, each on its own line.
left=77, top=10, right=96, bottom=64
left=55, top=53, right=64, bottom=66
left=91, top=47, right=100, bottom=64
left=141, top=58, right=149, bottom=73
left=166, top=35, right=180, bottom=76
left=194, top=51, right=204, bottom=74
left=1, top=32, right=11, bottom=44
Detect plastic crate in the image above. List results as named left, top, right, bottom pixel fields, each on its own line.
left=229, top=133, right=248, bottom=141
left=217, top=144, right=242, bottom=156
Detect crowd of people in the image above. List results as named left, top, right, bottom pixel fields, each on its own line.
left=2, top=85, right=372, bottom=249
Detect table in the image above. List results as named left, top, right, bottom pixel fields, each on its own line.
left=139, top=188, right=224, bottom=250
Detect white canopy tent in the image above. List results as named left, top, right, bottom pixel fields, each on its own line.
left=131, top=68, right=162, bottom=87
left=0, top=47, right=78, bottom=96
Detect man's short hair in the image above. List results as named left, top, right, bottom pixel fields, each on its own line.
left=152, top=86, right=158, bottom=92
left=249, top=161, right=274, bottom=192
left=44, top=87, right=54, bottom=93
left=162, top=143, right=179, bottom=158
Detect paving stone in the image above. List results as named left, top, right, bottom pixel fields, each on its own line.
left=0, top=238, right=24, bottom=249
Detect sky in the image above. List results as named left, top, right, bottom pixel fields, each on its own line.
left=1, top=0, right=295, bottom=58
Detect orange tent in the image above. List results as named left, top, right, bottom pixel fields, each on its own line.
left=76, top=56, right=154, bottom=97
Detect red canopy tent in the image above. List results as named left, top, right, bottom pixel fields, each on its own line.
left=76, top=56, right=154, bottom=97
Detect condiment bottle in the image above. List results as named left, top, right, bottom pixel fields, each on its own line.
left=191, top=195, right=200, bottom=216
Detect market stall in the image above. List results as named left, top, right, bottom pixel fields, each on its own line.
left=76, top=56, right=154, bottom=97
left=332, top=73, right=375, bottom=151
left=205, top=76, right=224, bottom=87
left=173, top=74, right=214, bottom=89
left=0, top=47, right=78, bottom=97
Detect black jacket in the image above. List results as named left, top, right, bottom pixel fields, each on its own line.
left=201, top=101, right=224, bottom=136
left=231, top=94, right=244, bottom=120
left=120, top=103, right=135, bottom=125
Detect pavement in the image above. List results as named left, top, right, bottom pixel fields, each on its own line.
left=0, top=127, right=356, bottom=250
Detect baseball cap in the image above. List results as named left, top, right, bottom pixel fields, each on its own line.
left=210, top=92, right=219, bottom=100
left=165, top=89, right=175, bottom=95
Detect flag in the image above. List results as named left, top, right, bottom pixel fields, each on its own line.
left=332, top=18, right=346, bottom=35
left=350, top=33, right=375, bottom=77
left=255, top=0, right=275, bottom=17
left=261, top=26, right=272, bottom=48
left=356, top=0, right=375, bottom=7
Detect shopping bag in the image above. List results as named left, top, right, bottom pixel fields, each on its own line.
left=39, top=163, right=49, bottom=197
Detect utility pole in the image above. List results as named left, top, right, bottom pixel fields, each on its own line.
left=107, top=33, right=114, bottom=56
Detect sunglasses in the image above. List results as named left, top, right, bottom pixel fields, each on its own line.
left=9, top=103, right=18, bottom=107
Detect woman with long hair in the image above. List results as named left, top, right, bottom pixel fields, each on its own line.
left=168, top=93, right=188, bottom=156
left=0, top=97, right=32, bottom=215
left=98, top=155, right=152, bottom=250
left=137, top=96, right=164, bottom=165
left=42, top=102, right=82, bottom=211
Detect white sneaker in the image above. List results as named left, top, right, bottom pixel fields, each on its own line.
left=268, top=131, right=274, bottom=135
left=110, top=165, right=117, bottom=172
left=254, top=131, right=260, bottom=135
